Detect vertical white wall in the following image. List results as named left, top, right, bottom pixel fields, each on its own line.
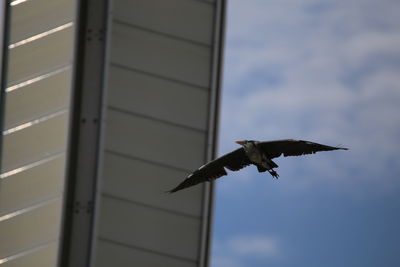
left=94, top=0, right=222, bottom=266
left=0, top=0, right=76, bottom=266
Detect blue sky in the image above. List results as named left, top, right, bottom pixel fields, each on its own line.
left=211, top=0, right=400, bottom=266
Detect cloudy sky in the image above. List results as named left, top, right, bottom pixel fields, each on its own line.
left=211, top=0, right=400, bottom=266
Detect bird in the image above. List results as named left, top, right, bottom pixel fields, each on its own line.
left=168, top=139, right=348, bottom=193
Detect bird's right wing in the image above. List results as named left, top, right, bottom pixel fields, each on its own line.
left=168, top=148, right=251, bottom=193
left=258, top=139, right=348, bottom=159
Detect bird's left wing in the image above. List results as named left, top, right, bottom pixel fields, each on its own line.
left=258, top=139, right=348, bottom=158
left=168, top=148, right=251, bottom=193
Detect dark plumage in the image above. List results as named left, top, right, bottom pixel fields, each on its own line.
left=168, top=139, right=348, bottom=193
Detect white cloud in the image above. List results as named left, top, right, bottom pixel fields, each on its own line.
left=228, top=235, right=280, bottom=257
left=218, top=0, right=400, bottom=193
left=211, top=256, right=244, bottom=267
left=211, top=235, right=281, bottom=267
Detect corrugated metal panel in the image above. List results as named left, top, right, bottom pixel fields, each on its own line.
left=95, top=241, right=197, bottom=267
left=9, top=0, right=74, bottom=44
left=4, top=68, right=71, bottom=129
left=102, top=152, right=203, bottom=217
left=108, top=65, right=208, bottom=130
left=94, top=0, right=225, bottom=266
left=113, top=0, right=214, bottom=45
left=7, top=25, right=74, bottom=85
left=98, top=196, right=201, bottom=261
left=0, top=0, right=77, bottom=265
left=1, top=243, right=58, bottom=267
left=0, top=199, right=62, bottom=260
left=2, top=112, right=68, bottom=173
left=0, top=155, right=65, bottom=217
left=105, top=109, right=206, bottom=171
left=111, top=23, right=210, bottom=88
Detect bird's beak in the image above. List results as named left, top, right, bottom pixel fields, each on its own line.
left=235, top=141, right=245, bottom=145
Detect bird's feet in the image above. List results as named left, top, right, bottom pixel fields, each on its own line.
left=268, top=170, right=279, bottom=179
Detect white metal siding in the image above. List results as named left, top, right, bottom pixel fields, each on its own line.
left=113, top=0, right=214, bottom=45
left=9, top=0, right=74, bottom=44
left=111, top=23, right=210, bottom=88
left=7, top=26, right=74, bottom=85
left=108, top=65, right=208, bottom=130
left=0, top=0, right=76, bottom=265
left=0, top=243, right=58, bottom=267
left=102, top=153, right=203, bottom=217
left=96, top=241, right=197, bottom=267
left=99, top=197, right=201, bottom=260
left=2, top=112, right=68, bottom=172
left=0, top=199, right=62, bottom=260
left=4, top=69, right=71, bottom=130
left=0, top=155, right=65, bottom=217
left=105, top=109, right=206, bottom=171
left=95, top=0, right=222, bottom=266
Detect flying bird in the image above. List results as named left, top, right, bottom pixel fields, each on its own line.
left=168, top=139, right=348, bottom=193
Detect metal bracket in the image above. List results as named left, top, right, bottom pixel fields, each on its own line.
left=58, top=1, right=110, bottom=267
left=74, top=201, right=93, bottom=214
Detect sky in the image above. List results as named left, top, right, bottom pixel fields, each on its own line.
left=211, top=0, right=400, bottom=266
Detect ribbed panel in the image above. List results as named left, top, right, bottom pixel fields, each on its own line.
left=110, top=22, right=210, bottom=88
left=7, top=26, right=74, bottom=85
left=0, top=0, right=76, bottom=265
left=113, top=0, right=214, bottom=45
left=9, top=0, right=74, bottom=44
left=4, top=68, right=71, bottom=130
left=94, top=0, right=222, bottom=266
left=108, top=65, right=208, bottom=131
left=0, top=199, right=62, bottom=260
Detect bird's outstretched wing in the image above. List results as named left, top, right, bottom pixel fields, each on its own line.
left=258, top=139, right=348, bottom=159
left=168, top=148, right=251, bottom=193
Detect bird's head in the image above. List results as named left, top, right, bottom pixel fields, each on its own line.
left=235, top=140, right=257, bottom=146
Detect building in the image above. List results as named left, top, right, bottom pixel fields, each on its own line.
left=0, top=0, right=225, bottom=266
